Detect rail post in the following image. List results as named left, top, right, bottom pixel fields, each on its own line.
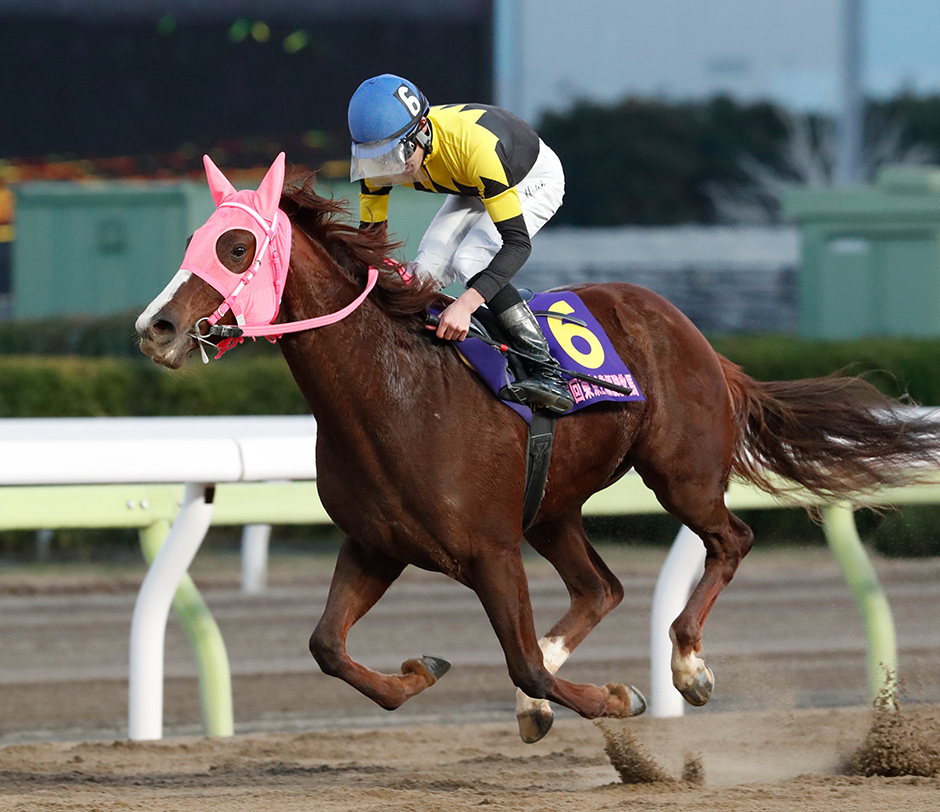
left=240, top=523, right=271, bottom=594
left=821, top=502, right=898, bottom=700
left=649, top=524, right=706, bottom=717
left=129, top=482, right=228, bottom=740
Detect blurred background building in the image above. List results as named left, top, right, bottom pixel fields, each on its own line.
left=505, top=0, right=940, bottom=119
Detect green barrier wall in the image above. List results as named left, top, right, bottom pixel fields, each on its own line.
left=784, top=165, right=940, bottom=339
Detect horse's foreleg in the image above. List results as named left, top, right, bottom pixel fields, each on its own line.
left=470, top=547, right=645, bottom=725
left=514, top=517, right=639, bottom=742
left=309, top=536, right=450, bottom=710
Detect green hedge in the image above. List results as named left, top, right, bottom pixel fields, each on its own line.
left=3, top=311, right=940, bottom=403
left=709, top=334, right=940, bottom=405
left=585, top=505, right=940, bottom=557
left=0, top=310, right=146, bottom=357
left=0, top=355, right=308, bottom=417
left=868, top=505, right=940, bottom=557
left=2, top=332, right=939, bottom=417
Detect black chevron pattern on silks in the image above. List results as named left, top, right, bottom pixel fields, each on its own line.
left=411, top=177, right=480, bottom=197
left=480, top=175, right=511, bottom=198
left=359, top=180, right=390, bottom=196
left=411, top=175, right=511, bottom=200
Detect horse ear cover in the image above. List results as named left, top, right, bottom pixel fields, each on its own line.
left=203, top=153, right=285, bottom=225
left=255, top=152, right=286, bottom=224
left=203, top=155, right=237, bottom=206
left=184, top=152, right=292, bottom=336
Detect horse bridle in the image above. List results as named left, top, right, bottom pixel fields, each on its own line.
left=189, top=200, right=380, bottom=363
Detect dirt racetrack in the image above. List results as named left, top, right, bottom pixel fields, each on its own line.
left=1, top=543, right=939, bottom=811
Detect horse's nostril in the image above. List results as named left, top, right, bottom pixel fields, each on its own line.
left=152, top=319, right=177, bottom=336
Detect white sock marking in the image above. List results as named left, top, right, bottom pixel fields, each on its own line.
left=515, top=636, right=570, bottom=716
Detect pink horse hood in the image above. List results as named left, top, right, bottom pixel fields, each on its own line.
left=181, top=153, right=292, bottom=328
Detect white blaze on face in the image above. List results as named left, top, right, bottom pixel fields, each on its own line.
left=135, top=270, right=193, bottom=334
left=515, top=636, right=571, bottom=716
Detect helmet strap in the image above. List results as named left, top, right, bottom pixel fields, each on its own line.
left=413, top=118, right=431, bottom=155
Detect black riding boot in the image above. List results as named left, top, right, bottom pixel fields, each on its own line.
left=496, top=301, right=574, bottom=414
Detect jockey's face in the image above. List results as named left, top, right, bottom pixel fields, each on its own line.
left=403, top=143, right=425, bottom=176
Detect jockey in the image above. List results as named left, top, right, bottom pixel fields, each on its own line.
left=348, top=73, right=574, bottom=414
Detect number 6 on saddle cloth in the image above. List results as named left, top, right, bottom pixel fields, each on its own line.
left=430, top=290, right=645, bottom=425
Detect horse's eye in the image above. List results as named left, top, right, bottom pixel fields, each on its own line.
left=215, top=229, right=255, bottom=270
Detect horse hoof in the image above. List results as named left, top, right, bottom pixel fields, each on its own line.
left=401, top=655, right=451, bottom=686
left=419, top=655, right=451, bottom=681
left=626, top=685, right=647, bottom=717
left=680, top=666, right=714, bottom=707
left=517, top=705, right=554, bottom=744
left=605, top=684, right=648, bottom=718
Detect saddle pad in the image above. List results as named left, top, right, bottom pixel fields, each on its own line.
left=451, top=291, right=645, bottom=423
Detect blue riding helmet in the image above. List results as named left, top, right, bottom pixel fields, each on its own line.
left=348, top=74, right=431, bottom=182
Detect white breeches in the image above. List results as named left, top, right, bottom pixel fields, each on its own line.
left=409, top=140, right=565, bottom=290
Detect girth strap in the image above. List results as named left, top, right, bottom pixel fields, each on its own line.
left=522, top=411, right=557, bottom=532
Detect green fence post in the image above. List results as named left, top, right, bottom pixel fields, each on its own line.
left=821, top=503, right=897, bottom=700
left=139, top=519, right=234, bottom=737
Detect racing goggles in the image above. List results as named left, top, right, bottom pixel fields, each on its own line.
left=350, top=132, right=426, bottom=185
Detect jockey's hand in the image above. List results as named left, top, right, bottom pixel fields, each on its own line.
left=428, top=288, right=485, bottom=342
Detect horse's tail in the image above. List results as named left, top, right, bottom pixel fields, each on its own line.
left=719, top=356, right=940, bottom=501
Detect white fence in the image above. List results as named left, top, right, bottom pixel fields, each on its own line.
left=0, top=416, right=319, bottom=740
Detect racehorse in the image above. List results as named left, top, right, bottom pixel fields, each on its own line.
left=137, top=154, right=940, bottom=743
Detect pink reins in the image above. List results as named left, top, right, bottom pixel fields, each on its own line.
left=204, top=264, right=380, bottom=339
left=195, top=261, right=381, bottom=361
left=241, top=265, right=381, bottom=336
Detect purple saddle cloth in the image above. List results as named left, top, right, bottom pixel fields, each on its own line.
left=448, top=291, right=645, bottom=424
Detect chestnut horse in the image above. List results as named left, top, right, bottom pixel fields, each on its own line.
left=137, top=155, right=940, bottom=743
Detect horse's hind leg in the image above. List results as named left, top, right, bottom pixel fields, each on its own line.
left=308, top=535, right=450, bottom=710
left=671, top=506, right=753, bottom=706
left=468, top=546, right=645, bottom=726
left=635, top=458, right=754, bottom=707
left=514, top=513, right=645, bottom=742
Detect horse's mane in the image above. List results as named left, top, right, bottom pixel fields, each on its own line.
left=280, top=171, right=447, bottom=320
